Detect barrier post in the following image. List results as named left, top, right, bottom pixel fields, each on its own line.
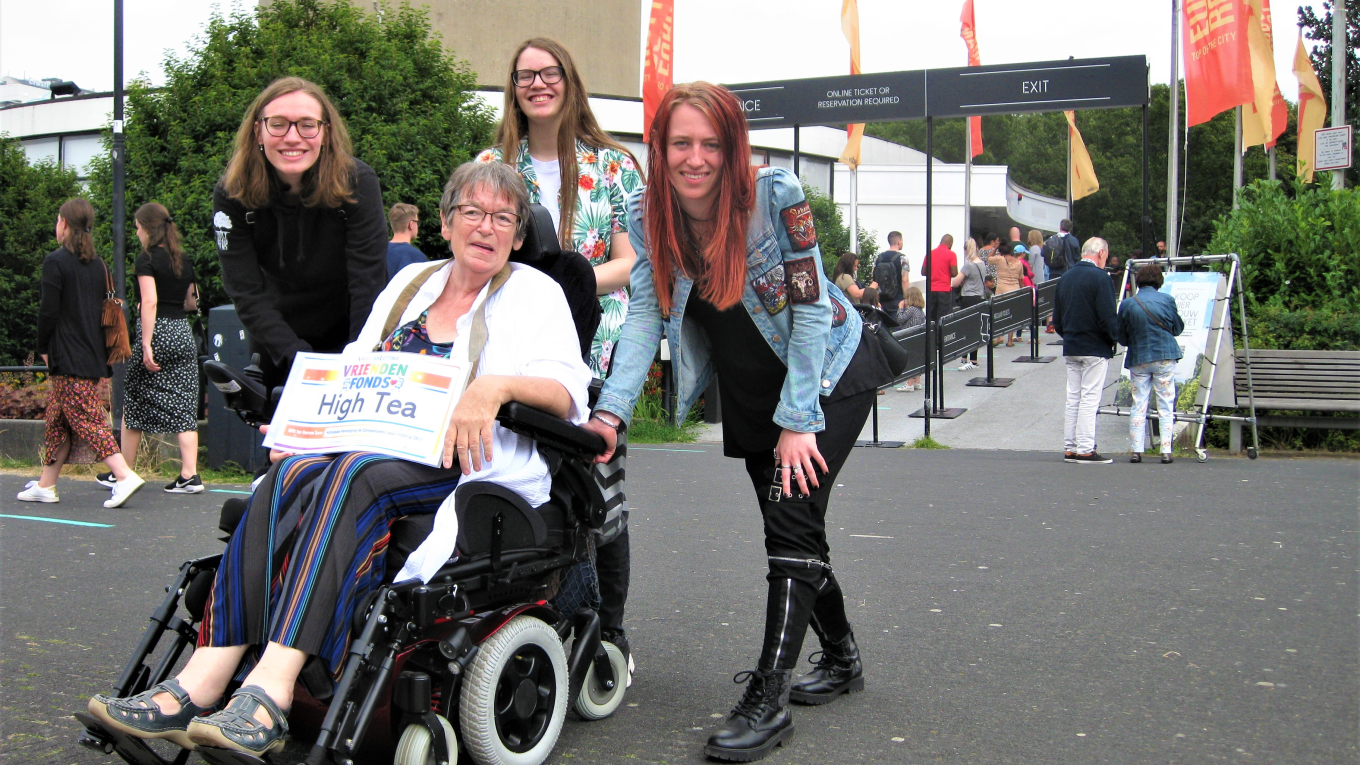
left=968, top=298, right=1015, bottom=387
left=1015, top=281, right=1057, bottom=363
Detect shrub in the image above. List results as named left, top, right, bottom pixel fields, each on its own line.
left=803, top=182, right=877, bottom=278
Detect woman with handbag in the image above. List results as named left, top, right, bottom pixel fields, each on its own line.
left=97, top=203, right=203, bottom=494
left=582, top=82, right=892, bottom=762
left=19, top=199, right=145, bottom=508
left=1116, top=264, right=1185, bottom=463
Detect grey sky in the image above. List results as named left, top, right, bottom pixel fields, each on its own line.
left=0, top=0, right=1327, bottom=98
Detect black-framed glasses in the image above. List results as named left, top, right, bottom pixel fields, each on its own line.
left=452, top=205, right=519, bottom=230
left=512, top=66, right=564, bottom=88
left=259, top=116, right=326, bottom=138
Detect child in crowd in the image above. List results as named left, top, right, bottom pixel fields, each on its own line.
left=895, top=287, right=926, bottom=391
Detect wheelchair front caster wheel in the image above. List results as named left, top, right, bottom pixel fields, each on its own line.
left=1195, top=449, right=1208, bottom=463
left=1247, top=446, right=1258, bottom=460
left=574, top=641, right=628, bottom=721
left=394, top=714, right=457, bottom=765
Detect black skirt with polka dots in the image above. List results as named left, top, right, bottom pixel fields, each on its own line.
left=123, top=317, right=199, bottom=434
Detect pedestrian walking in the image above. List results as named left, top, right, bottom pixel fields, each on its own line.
left=384, top=202, right=427, bottom=282
left=584, top=82, right=893, bottom=762
left=19, top=199, right=145, bottom=508
left=952, top=239, right=988, bottom=369
left=97, top=203, right=203, bottom=494
left=1052, top=237, right=1118, bottom=464
left=477, top=37, right=643, bottom=379
left=1116, top=264, right=1185, bottom=463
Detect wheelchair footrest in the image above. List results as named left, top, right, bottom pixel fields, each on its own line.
left=195, top=745, right=269, bottom=765
left=74, top=712, right=187, bottom=765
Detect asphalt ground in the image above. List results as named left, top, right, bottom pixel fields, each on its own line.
left=1, top=448, right=1356, bottom=765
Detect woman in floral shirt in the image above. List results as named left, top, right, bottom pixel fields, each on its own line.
left=477, top=37, right=643, bottom=378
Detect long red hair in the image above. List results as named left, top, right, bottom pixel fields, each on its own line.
left=644, top=82, right=754, bottom=314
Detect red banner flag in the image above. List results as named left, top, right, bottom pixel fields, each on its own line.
left=642, top=0, right=674, bottom=140
left=1182, top=0, right=1254, bottom=127
left=960, top=0, right=984, bottom=157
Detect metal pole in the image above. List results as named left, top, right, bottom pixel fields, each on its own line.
left=964, top=123, right=972, bottom=244
left=793, top=125, right=801, bottom=180
left=111, top=0, right=127, bottom=432
left=849, top=168, right=859, bottom=254
left=1167, top=0, right=1181, bottom=258
left=1332, top=0, right=1347, bottom=189
left=923, top=117, right=935, bottom=437
left=1066, top=114, right=1073, bottom=214
left=1268, top=146, right=1276, bottom=181
left=1233, top=107, right=1243, bottom=209
left=1142, top=102, right=1151, bottom=257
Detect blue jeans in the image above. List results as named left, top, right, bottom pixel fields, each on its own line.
left=1129, top=360, right=1176, bottom=453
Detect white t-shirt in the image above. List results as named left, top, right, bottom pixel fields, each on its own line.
left=349, top=260, right=592, bottom=583
left=529, top=156, right=562, bottom=234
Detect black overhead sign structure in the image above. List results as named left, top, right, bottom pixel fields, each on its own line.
left=725, top=55, right=1147, bottom=129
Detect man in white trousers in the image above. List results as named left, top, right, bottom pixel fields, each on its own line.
left=1051, top=237, right=1118, bottom=464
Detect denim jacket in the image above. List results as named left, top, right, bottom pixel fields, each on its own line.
left=1117, top=286, right=1185, bottom=368
left=594, top=167, right=862, bottom=433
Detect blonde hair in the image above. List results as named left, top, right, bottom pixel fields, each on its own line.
left=388, top=202, right=419, bottom=234
left=1027, top=229, right=1044, bottom=249
left=904, top=286, right=925, bottom=309
left=965, top=237, right=979, bottom=261
left=494, top=38, right=641, bottom=248
left=222, top=77, right=356, bottom=209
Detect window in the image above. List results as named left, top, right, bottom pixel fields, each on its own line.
left=21, top=137, right=59, bottom=165
left=61, top=134, right=103, bottom=179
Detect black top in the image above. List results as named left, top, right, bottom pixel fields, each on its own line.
left=685, top=296, right=786, bottom=457
left=1052, top=260, right=1118, bottom=358
left=212, top=159, right=388, bottom=367
left=37, top=247, right=110, bottom=379
left=134, top=246, right=197, bottom=320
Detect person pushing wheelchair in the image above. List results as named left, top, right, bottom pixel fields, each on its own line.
left=86, top=160, right=593, bottom=757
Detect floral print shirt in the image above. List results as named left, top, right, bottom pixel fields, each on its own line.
left=476, top=139, right=642, bottom=376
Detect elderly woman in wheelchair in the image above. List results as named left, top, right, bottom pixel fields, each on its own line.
left=82, top=161, right=623, bottom=765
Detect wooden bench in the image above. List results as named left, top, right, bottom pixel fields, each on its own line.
left=1230, top=349, right=1360, bottom=452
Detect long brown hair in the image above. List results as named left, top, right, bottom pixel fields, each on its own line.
left=57, top=198, right=97, bottom=263
left=495, top=38, right=641, bottom=248
left=644, top=82, right=754, bottom=313
left=134, top=202, right=184, bottom=277
left=221, top=77, right=356, bottom=209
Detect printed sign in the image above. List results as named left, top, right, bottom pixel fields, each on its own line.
left=263, top=352, right=466, bottom=466
left=1315, top=125, right=1353, bottom=172
left=1160, top=272, right=1223, bottom=382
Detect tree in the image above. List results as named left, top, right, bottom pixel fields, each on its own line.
left=803, top=182, right=877, bottom=278
left=0, top=137, right=83, bottom=365
left=86, top=0, right=495, bottom=310
left=1299, top=0, right=1359, bottom=187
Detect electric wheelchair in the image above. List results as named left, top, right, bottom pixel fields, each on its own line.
left=75, top=205, right=630, bottom=765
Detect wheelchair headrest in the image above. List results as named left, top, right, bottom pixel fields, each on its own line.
left=510, top=204, right=560, bottom=264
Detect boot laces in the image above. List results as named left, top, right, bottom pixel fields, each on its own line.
left=730, top=670, right=771, bottom=722
left=807, top=649, right=835, bottom=669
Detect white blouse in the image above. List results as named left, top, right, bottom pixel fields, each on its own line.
left=348, top=259, right=593, bottom=583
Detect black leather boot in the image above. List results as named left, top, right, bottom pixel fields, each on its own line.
left=703, top=669, right=795, bottom=762
left=789, top=631, right=863, bottom=704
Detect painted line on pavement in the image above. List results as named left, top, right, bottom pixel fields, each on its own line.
left=629, top=447, right=707, bottom=453
left=848, top=534, right=894, bottom=539
left=210, top=489, right=254, bottom=495
left=0, top=514, right=114, bottom=528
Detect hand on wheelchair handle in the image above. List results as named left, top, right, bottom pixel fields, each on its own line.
left=582, top=417, right=617, bottom=464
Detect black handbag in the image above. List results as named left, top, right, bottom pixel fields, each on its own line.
left=855, top=305, right=909, bottom=377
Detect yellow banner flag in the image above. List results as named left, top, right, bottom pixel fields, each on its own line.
left=1241, top=0, right=1279, bottom=148
left=1066, top=111, right=1099, bottom=201
left=839, top=0, right=864, bottom=169
left=1293, top=29, right=1328, bottom=181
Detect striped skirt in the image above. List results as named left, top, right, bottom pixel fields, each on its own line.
left=198, top=453, right=463, bottom=676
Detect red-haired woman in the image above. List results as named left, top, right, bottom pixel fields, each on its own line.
left=583, top=83, right=891, bottom=762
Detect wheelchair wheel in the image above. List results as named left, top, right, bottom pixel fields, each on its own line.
left=394, top=714, right=457, bottom=765
left=458, top=615, right=567, bottom=765
left=573, top=641, right=627, bottom=720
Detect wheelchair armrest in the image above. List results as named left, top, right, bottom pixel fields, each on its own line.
left=496, top=402, right=605, bottom=460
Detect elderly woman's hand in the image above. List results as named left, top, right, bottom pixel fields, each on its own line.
left=444, top=376, right=506, bottom=474
left=582, top=414, right=619, bottom=464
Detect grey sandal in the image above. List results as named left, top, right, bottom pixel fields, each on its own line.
left=86, top=677, right=217, bottom=750
left=186, top=684, right=290, bottom=755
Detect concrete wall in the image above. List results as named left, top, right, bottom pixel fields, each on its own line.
left=410, top=0, right=640, bottom=97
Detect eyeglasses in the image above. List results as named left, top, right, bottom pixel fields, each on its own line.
left=452, top=205, right=519, bottom=230
left=259, top=116, right=326, bottom=138
left=512, top=66, right=564, bottom=88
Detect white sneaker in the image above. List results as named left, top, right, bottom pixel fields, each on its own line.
left=17, top=481, right=59, bottom=503
left=957, top=361, right=977, bottom=371
left=103, top=475, right=146, bottom=508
